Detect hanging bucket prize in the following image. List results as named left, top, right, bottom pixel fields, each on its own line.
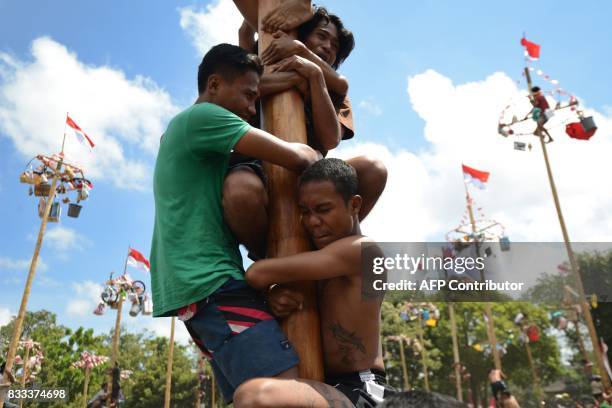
left=34, top=182, right=51, bottom=197
left=48, top=201, right=61, bottom=222
left=67, top=203, right=82, bottom=218
left=526, top=325, right=540, bottom=342
left=143, top=295, right=153, bottom=315
left=581, top=116, right=597, bottom=133
left=499, top=236, right=511, bottom=252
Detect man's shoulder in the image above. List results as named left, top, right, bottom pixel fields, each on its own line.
left=324, top=235, right=371, bottom=263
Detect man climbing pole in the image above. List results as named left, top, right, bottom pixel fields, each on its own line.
left=528, top=86, right=554, bottom=143
left=149, top=43, right=320, bottom=404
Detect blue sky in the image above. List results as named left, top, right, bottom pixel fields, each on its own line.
left=1, top=0, right=611, bottom=340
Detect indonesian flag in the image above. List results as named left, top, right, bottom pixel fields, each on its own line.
left=462, top=164, right=490, bottom=189
left=520, top=36, right=540, bottom=59
left=66, top=115, right=95, bottom=148
left=127, top=248, right=150, bottom=272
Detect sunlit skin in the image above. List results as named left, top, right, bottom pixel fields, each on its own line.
left=237, top=179, right=385, bottom=406
left=302, top=21, right=339, bottom=67
left=196, top=70, right=260, bottom=122
left=298, top=180, right=360, bottom=249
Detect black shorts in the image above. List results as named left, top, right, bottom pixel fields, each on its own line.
left=326, top=369, right=396, bottom=407
left=491, top=380, right=509, bottom=400
left=228, top=153, right=267, bottom=186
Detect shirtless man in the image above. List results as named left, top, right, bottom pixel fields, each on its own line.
left=233, top=158, right=393, bottom=407
left=225, top=5, right=387, bottom=259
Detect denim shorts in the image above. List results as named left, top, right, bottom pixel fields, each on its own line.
left=182, top=279, right=299, bottom=403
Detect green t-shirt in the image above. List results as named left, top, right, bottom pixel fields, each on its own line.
left=150, top=102, right=251, bottom=317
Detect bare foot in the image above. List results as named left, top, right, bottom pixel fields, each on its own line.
left=262, top=0, right=313, bottom=33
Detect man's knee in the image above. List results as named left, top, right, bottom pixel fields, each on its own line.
left=223, top=169, right=268, bottom=212
left=233, top=378, right=281, bottom=408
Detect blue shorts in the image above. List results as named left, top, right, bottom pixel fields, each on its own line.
left=181, top=279, right=299, bottom=403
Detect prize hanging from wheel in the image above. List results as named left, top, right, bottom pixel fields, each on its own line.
left=20, top=154, right=93, bottom=222
left=497, top=35, right=597, bottom=150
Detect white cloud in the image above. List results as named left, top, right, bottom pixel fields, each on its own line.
left=358, top=98, right=383, bottom=116
left=179, top=0, right=242, bottom=56
left=0, top=307, right=13, bottom=327
left=332, top=69, right=612, bottom=242
left=66, top=280, right=103, bottom=317
left=45, top=225, right=88, bottom=253
left=0, top=255, right=47, bottom=272
left=139, top=316, right=192, bottom=345
left=0, top=37, right=179, bottom=190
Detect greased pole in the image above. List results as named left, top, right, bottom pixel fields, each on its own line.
left=258, top=0, right=324, bottom=380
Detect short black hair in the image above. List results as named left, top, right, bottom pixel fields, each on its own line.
left=298, top=158, right=358, bottom=203
left=378, top=391, right=467, bottom=408
left=197, top=43, right=263, bottom=94
left=531, top=86, right=541, bottom=93
left=297, top=6, right=355, bottom=69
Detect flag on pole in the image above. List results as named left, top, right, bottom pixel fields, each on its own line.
left=127, top=248, right=150, bottom=272
left=520, top=36, right=541, bottom=59
left=66, top=115, right=95, bottom=149
left=462, top=164, right=490, bottom=189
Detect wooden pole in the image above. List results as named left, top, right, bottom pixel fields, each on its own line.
left=483, top=303, right=502, bottom=370
left=258, top=0, right=323, bottom=380
left=464, top=181, right=502, bottom=371
left=417, top=313, right=430, bottom=391
left=449, top=304, right=463, bottom=401
left=82, top=366, right=91, bottom=408
left=0, top=162, right=62, bottom=407
left=164, top=317, right=176, bottom=408
left=524, top=334, right=544, bottom=403
left=397, top=338, right=410, bottom=391
left=107, top=248, right=130, bottom=406
left=106, top=297, right=123, bottom=407
left=18, top=345, right=30, bottom=408
left=524, top=67, right=610, bottom=389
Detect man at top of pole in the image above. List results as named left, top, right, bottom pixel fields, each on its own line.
left=225, top=1, right=388, bottom=260
left=149, top=43, right=320, bottom=403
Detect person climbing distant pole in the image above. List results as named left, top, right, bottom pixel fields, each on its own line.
left=257, top=0, right=324, bottom=380
left=524, top=66, right=611, bottom=390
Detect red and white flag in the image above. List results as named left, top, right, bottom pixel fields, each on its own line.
left=66, top=115, right=95, bottom=149
left=520, top=36, right=541, bottom=59
left=127, top=248, right=150, bottom=272
left=462, top=164, right=490, bottom=190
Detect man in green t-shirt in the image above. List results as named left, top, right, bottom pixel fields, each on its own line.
left=150, top=43, right=318, bottom=403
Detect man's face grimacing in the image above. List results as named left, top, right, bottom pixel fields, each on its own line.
left=304, top=21, right=339, bottom=67
left=208, top=70, right=259, bottom=122
left=298, top=180, right=361, bottom=249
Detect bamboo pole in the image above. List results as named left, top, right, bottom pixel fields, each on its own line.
left=82, top=366, right=91, bottom=408
left=449, top=304, right=463, bottom=401
left=0, top=162, right=62, bottom=407
left=417, top=313, right=430, bottom=391
left=397, top=337, right=410, bottom=391
left=18, top=345, right=30, bottom=408
left=464, top=181, right=502, bottom=371
left=164, top=316, right=176, bottom=408
left=524, top=334, right=544, bottom=403
left=106, top=248, right=130, bottom=406
left=524, top=67, right=610, bottom=389
left=106, top=297, right=123, bottom=407
left=258, top=0, right=323, bottom=380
